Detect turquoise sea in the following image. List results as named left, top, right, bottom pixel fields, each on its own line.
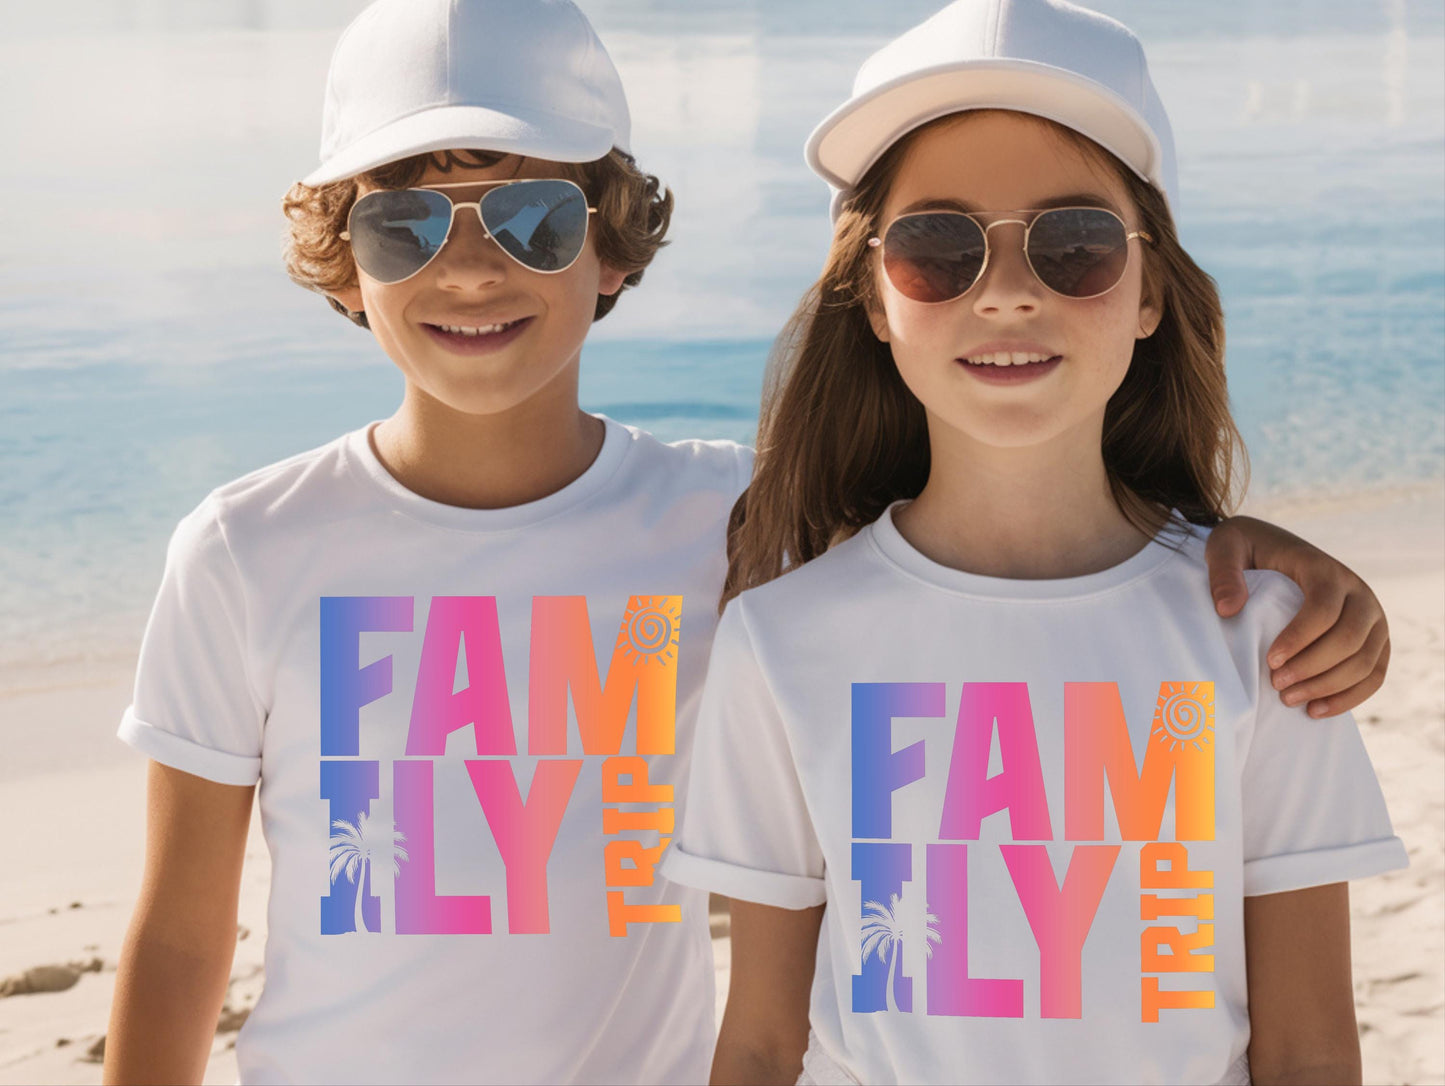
left=1, top=0, right=1442, bottom=679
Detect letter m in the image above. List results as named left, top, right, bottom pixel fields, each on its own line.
left=1064, top=682, right=1215, bottom=841
left=527, top=596, right=681, bottom=756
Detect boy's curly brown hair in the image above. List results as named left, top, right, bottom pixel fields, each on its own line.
left=282, top=148, right=673, bottom=328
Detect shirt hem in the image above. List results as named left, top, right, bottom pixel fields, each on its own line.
left=1243, top=836, right=1409, bottom=896
left=662, top=846, right=826, bottom=909
left=118, top=709, right=261, bottom=786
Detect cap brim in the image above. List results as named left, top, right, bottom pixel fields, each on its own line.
left=302, top=103, right=620, bottom=186
left=806, top=59, right=1167, bottom=217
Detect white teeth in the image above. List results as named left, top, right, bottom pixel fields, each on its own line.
left=438, top=321, right=515, bottom=336
left=963, top=351, right=1054, bottom=366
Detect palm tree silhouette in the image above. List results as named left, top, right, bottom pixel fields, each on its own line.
left=861, top=893, right=943, bottom=1011
left=328, top=812, right=409, bottom=934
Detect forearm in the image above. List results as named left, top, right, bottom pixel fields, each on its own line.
left=712, top=900, right=820, bottom=1085
left=1248, top=1057, right=1361, bottom=1086
left=1245, top=885, right=1360, bottom=1086
left=103, top=917, right=236, bottom=1084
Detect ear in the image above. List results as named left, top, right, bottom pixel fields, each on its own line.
left=867, top=299, right=892, bottom=344
left=328, top=284, right=365, bottom=316
left=1136, top=297, right=1162, bottom=340
left=598, top=263, right=628, bottom=297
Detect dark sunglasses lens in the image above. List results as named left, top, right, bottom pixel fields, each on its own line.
left=882, top=214, right=987, bottom=303
left=348, top=189, right=454, bottom=283
left=479, top=180, right=589, bottom=272
left=1027, top=208, right=1130, bottom=298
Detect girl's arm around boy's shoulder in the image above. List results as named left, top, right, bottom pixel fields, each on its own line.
left=1204, top=516, right=1389, bottom=717
left=103, top=761, right=254, bottom=1084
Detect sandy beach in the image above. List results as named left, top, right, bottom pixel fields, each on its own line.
left=0, top=486, right=1440, bottom=1085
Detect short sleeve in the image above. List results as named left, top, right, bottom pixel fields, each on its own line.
left=664, top=598, right=826, bottom=909
left=117, top=498, right=265, bottom=785
left=1237, top=574, right=1407, bottom=896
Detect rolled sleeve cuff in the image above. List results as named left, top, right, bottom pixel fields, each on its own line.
left=663, top=845, right=826, bottom=909
left=118, top=707, right=261, bottom=786
left=1244, top=836, right=1409, bottom=897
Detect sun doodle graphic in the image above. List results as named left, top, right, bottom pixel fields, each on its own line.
left=1150, top=681, right=1215, bottom=753
left=616, top=596, right=681, bottom=668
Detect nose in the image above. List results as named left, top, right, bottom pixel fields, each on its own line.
left=429, top=205, right=510, bottom=290
left=971, top=220, right=1043, bottom=317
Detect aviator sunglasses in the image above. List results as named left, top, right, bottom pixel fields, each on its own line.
left=869, top=206, right=1153, bottom=304
left=341, top=178, right=597, bottom=284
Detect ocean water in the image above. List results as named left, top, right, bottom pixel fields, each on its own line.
left=1, top=0, right=1442, bottom=677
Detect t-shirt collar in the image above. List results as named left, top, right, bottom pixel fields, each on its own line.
left=342, top=413, right=631, bottom=532
left=866, top=499, right=1190, bottom=601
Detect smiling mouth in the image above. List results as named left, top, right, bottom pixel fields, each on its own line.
left=958, top=351, right=1061, bottom=367
left=425, top=319, right=528, bottom=337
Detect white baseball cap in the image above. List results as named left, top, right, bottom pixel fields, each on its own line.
left=806, top=0, right=1178, bottom=219
left=303, top=0, right=631, bottom=186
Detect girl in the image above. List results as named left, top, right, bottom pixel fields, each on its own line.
left=664, top=1, right=1407, bottom=1083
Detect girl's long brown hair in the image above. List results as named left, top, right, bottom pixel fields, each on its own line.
left=721, top=111, right=1246, bottom=611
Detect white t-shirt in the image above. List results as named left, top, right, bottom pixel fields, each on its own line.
left=119, top=415, right=751, bottom=1085
left=666, top=502, right=1407, bottom=1086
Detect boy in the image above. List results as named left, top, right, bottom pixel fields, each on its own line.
left=103, top=0, right=1391, bottom=1081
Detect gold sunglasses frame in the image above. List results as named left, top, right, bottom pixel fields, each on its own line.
left=341, top=178, right=599, bottom=284
left=868, top=206, right=1154, bottom=304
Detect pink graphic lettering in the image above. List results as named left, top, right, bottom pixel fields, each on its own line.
left=940, top=683, right=1052, bottom=841
left=393, top=760, right=491, bottom=934
left=1000, top=844, right=1119, bottom=1018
